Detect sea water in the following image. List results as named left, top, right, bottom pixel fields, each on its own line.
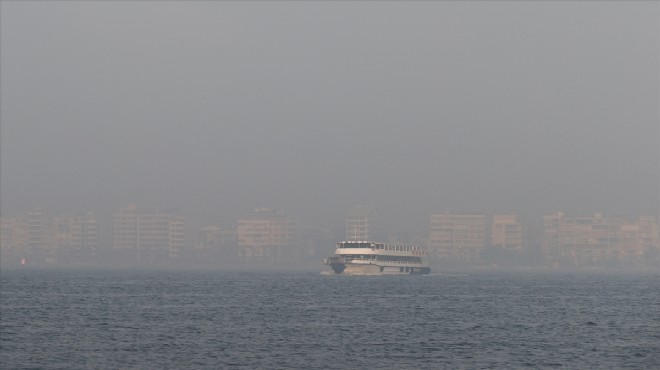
left=1, top=269, right=659, bottom=369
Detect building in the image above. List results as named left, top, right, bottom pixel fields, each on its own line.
left=490, top=214, right=523, bottom=251
left=616, top=216, right=659, bottom=265
left=542, top=212, right=623, bottom=266
left=542, top=212, right=659, bottom=267
left=25, top=208, right=57, bottom=264
left=237, top=208, right=297, bottom=264
left=346, top=206, right=371, bottom=241
left=543, top=212, right=619, bottom=266
left=1, top=210, right=98, bottom=266
left=429, top=214, right=487, bottom=262
left=54, top=213, right=98, bottom=264
left=112, top=204, right=184, bottom=264
left=637, top=216, right=660, bottom=252
left=542, top=212, right=564, bottom=264
left=0, top=215, right=28, bottom=265
left=193, top=226, right=238, bottom=265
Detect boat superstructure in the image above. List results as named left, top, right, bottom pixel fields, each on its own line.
left=323, top=241, right=430, bottom=275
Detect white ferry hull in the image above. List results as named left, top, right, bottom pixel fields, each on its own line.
left=342, top=264, right=381, bottom=276
left=341, top=264, right=430, bottom=276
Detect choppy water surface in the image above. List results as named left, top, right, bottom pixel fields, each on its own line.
left=1, top=270, right=659, bottom=369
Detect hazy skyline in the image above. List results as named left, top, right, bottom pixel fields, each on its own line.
left=1, top=2, right=658, bottom=230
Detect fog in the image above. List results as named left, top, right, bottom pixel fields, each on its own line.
left=2, top=2, right=658, bottom=232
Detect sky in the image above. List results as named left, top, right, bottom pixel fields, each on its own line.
left=1, top=2, right=658, bottom=231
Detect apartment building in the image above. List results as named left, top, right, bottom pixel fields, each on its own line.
left=112, top=204, right=184, bottom=264
left=542, top=212, right=659, bottom=267
left=56, top=213, right=98, bottom=264
left=25, top=208, right=57, bottom=263
left=194, top=226, right=237, bottom=264
left=0, top=215, right=28, bottom=264
left=346, top=205, right=371, bottom=241
left=237, top=208, right=296, bottom=264
left=1, top=209, right=98, bottom=265
left=491, top=214, right=524, bottom=251
left=429, top=214, right=488, bottom=262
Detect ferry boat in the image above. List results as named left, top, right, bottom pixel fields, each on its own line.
left=323, top=241, right=430, bottom=275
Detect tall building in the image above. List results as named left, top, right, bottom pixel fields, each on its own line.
left=237, top=208, right=296, bottom=264
left=490, top=214, right=523, bottom=251
left=112, top=204, right=184, bottom=264
left=346, top=205, right=371, bottom=241
left=429, top=214, right=487, bottom=262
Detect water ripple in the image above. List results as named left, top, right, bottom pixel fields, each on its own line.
left=1, top=270, right=659, bottom=369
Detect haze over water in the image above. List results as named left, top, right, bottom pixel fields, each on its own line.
left=1, top=2, right=658, bottom=231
